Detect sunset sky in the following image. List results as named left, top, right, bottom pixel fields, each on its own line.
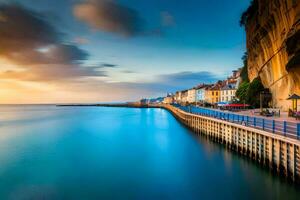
left=0, top=0, right=250, bottom=104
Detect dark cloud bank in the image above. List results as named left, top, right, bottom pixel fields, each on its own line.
left=0, top=2, right=217, bottom=98
left=0, top=3, right=106, bottom=81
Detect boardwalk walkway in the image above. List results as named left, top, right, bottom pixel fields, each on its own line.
left=172, top=104, right=300, bottom=140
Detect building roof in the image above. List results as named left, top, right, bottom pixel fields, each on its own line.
left=195, top=84, right=213, bottom=90
left=221, top=84, right=236, bottom=90
left=207, top=83, right=223, bottom=90
left=287, top=94, right=300, bottom=100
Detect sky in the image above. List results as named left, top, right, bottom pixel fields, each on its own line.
left=0, top=0, right=250, bottom=104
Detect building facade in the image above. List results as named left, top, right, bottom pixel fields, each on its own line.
left=205, top=86, right=221, bottom=104
left=220, top=84, right=237, bottom=102
left=205, top=81, right=226, bottom=104
left=196, top=84, right=211, bottom=103
left=174, top=91, right=182, bottom=103
left=181, top=90, right=188, bottom=103
left=163, top=96, right=174, bottom=104
left=187, top=88, right=197, bottom=103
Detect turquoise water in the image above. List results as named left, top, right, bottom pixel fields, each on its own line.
left=0, top=106, right=299, bottom=199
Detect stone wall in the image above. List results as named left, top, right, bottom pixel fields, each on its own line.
left=245, top=0, right=300, bottom=110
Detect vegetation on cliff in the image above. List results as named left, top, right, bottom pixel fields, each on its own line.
left=236, top=53, right=270, bottom=107
left=240, top=0, right=258, bottom=27
left=240, top=52, right=249, bottom=82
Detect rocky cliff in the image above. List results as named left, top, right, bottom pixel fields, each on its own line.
left=243, top=0, right=300, bottom=110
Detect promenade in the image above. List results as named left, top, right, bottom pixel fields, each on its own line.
left=164, top=104, right=300, bottom=182
left=172, top=104, right=300, bottom=140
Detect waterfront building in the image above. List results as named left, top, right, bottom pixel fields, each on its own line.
left=181, top=90, right=188, bottom=103
left=174, top=91, right=182, bottom=103
left=205, top=81, right=225, bottom=105
left=229, top=69, right=241, bottom=88
left=196, top=84, right=212, bottom=104
left=187, top=88, right=197, bottom=103
left=220, top=84, right=237, bottom=102
left=163, top=94, right=174, bottom=104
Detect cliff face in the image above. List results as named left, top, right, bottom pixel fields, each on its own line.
left=245, top=0, right=300, bottom=110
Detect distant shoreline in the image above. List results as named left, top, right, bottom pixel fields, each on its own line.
left=56, top=103, right=161, bottom=108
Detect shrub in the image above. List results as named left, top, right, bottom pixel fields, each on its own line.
left=236, top=81, right=249, bottom=103
left=236, top=77, right=270, bottom=108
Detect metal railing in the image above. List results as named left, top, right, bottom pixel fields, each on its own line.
left=172, top=104, right=300, bottom=140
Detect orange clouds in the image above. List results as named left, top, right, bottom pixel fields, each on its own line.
left=0, top=2, right=179, bottom=104
left=0, top=4, right=108, bottom=82
left=0, top=3, right=117, bottom=103
left=73, top=0, right=143, bottom=36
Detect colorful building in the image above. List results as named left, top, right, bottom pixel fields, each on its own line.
left=181, top=90, right=188, bottom=103
left=174, top=91, right=182, bottom=103
left=196, top=84, right=212, bottom=103
left=205, top=81, right=225, bottom=104
left=187, top=88, right=197, bottom=103
left=220, top=84, right=237, bottom=102
left=163, top=95, right=174, bottom=104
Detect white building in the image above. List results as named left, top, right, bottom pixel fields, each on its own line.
left=174, top=91, right=182, bottom=103
left=220, top=84, right=237, bottom=102
left=163, top=96, right=174, bottom=104
left=187, top=88, right=197, bottom=103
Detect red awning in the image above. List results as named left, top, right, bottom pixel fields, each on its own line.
left=225, top=104, right=250, bottom=107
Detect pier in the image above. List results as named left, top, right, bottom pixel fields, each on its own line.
left=162, top=104, right=300, bottom=182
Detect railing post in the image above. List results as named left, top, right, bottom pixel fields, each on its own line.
left=254, top=118, right=256, bottom=127
left=262, top=119, right=265, bottom=130
left=246, top=116, right=249, bottom=125
left=227, top=113, right=229, bottom=121
left=283, top=121, right=287, bottom=136
left=272, top=120, right=275, bottom=133
left=297, top=124, right=300, bottom=140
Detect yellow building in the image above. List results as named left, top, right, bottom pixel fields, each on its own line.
left=163, top=96, right=174, bottom=104
left=205, top=85, right=220, bottom=104
left=205, top=82, right=224, bottom=105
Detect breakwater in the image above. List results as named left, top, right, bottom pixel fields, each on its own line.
left=56, top=103, right=159, bottom=108
left=162, top=104, right=300, bottom=182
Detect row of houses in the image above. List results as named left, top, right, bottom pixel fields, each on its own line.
left=165, top=69, right=241, bottom=106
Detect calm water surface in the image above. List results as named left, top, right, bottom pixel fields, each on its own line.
left=0, top=106, right=299, bottom=199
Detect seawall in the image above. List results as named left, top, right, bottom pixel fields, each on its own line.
left=162, top=104, right=300, bottom=183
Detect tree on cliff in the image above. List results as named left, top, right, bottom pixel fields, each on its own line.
left=236, top=52, right=270, bottom=108
left=240, top=0, right=258, bottom=27
left=236, top=77, right=269, bottom=108
left=240, top=52, right=249, bottom=82
left=236, top=81, right=249, bottom=103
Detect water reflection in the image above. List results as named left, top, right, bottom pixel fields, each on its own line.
left=0, top=106, right=298, bottom=199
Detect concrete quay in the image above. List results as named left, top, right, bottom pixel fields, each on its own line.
left=162, top=104, right=300, bottom=183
